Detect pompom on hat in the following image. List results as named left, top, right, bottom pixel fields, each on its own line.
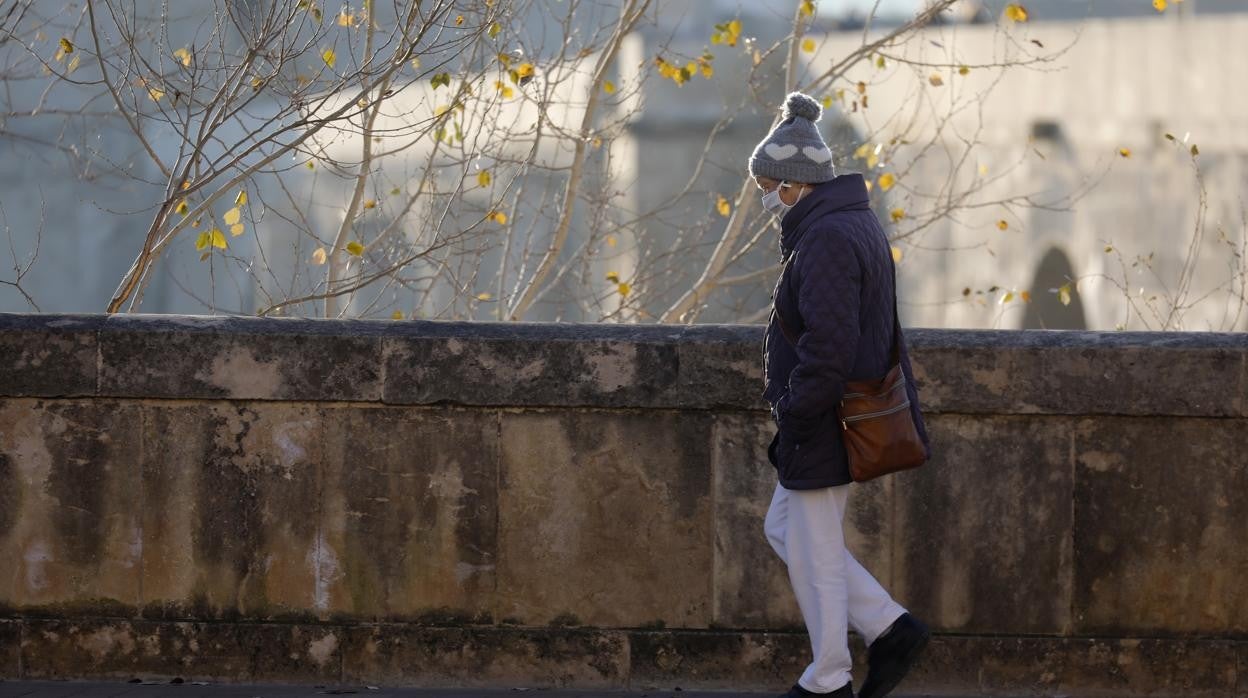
left=748, top=92, right=837, bottom=184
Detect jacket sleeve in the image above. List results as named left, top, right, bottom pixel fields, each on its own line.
left=774, top=232, right=861, bottom=442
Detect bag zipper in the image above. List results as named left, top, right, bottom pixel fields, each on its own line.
left=842, top=399, right=911, bottom=430
left=843, top=375, right=906, bottom=402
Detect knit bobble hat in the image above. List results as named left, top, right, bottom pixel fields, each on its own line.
left=749, top=92, right=836, bottom=184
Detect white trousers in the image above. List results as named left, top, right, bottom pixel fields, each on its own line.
left=764, top=482, right=907, bottom=694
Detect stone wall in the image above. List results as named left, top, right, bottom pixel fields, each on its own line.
left=1, top=313, right=1245, bottom=695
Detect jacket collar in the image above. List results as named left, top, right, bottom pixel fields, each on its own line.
left=778, top=173, right=871, bottom=255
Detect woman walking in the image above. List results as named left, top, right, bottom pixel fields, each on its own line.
left=751, top=92, right=932, bottom=698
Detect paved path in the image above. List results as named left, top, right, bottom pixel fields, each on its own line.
left=0, top=681, right=951, bottom=698
left=0, top=682, right=787, bottom=698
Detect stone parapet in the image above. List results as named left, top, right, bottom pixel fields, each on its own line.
left=1, top=313, right=1245, bottom=695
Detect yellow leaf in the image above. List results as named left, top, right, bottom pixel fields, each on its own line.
left=251, top=76, right=263, bottom=89
left=1119, top=147, right=1131, bottom=158
left=1021, top=291, right=1032, bottom=303
left=346, top=241, right=364, bottom=256
left=489, top=22, right=501, bottom=38
left=928, top=73, right=944, bottom=87
left=322, top=48, right=336, bottom=68
left=605, top=271, right=621, bottom=283
left=959, top=65, right=970, bottom=76
left=604, top=80, right=616, bottom=94
left=700, top=61, right=713, bottom=79
left=1190, top=144, right=1200, bottom=157
left=866, top=152, right=880, bottom=169
left=856, top=81, right=867, bottom=94
left=876, top=55, right=886, bottom=69
left=363, top=199, right=377, bottom=209
left=392, top=310, right=404, bottom=320
left=229, top=223, right=245, bottom=237
left=686, top=61, right=698, bottom=76
left=174, top=47, right=192, bottom=67
left=878, top=173, right=896, bottom=191
left=864, top=179, right=874, bottom=193
left=455, top=15, right=464, bottom=26
left=854, top=143, right=871, bottom=160
left=478, top=170, right=491, bottom=187
left=1002, top=291, right=1015, bottom=304
left=801, top=38, right=816, bottom=54
left=1153, top=0, right=1167, bottom=10
left=194, top=232, right=210, bottom=251
left=822, top=95, right=833, bottom=109
left=890, top=208, right=905, bottom=223
left=489, top=211, right=508, bottom=224
left=978, top=164, right=989, bottom=176
left=191, top=218, right=201, bottom=228
left=891, top=246, right=903, bottom=263
left=617, top=282, right=632, bottom=297
left=716, top=195, right=731, bottom=218
left=410, top=57, right=421, bottom=71
left=477, top=292, right=492, bottom=301
left=312, top=247, right=328, bottom=265
left=1004, top=4, right=1029, bottom=22
left=728, top=19, right=741, bottom=39
left=223, top=207, right=241, bottom=226
left=592, top=136, right=603, bottom=148
left=1058, top=284, right=1072, bottom=306
left=1104, top=245, right=1114, bottom=253
left=606, top=236, right=617, bottom=247
left=234, top=190, right=248, bottom=206
left=306, top=161, right=315, bottom=169
left=145, top=81, right=165, bottom=102
left=800, top=1, right=816, bottom=18
left=515, top=62, right=534, bottom=79
left=997, top=219, right=1009, bottom=231
left=210, top=228, right=227, bottom=249
left=175, top=200, right=189, bottom=216
left=337, top=11, right=355, bottom=26
left=58, top=37, right=74, bottom=55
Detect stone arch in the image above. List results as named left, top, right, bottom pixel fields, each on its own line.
left=1022, top=247, right=1087, bottom=330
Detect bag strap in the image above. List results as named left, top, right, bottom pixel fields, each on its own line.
left=773, top=243, right=904, bottom=367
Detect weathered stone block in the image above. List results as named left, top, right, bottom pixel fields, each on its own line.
left=1073, top=417, right=1248, bottom=635
left=892, top=415, right=1074, bottom=635
left=496, top=411, right=713, bottom=628
left=628, top=630, right=810, bottom=691
left=912, top=330, right=1248, bottom=417
left=916, top=636, right=1239, bottom=697
left=0, top=314, right=101, bottom=398
left=99, top=315, right=384, bottom=401
left=18, top=620, right=342, bottom=682
left=383, top=322, right=681, bottom=408
left=341, top=625, right=628, bottom=688
left=0, top=399, right=142, bottom=613
left=710, top=412, right=802, bottom=630
left=672, top=325, right=765, bottom=410
left=318, top=406, right=498, bottom=622
left=1239, top=642, right=1248, bottom=698
left=0, top=620, right=18, bottom=678
left=139, top=402, right=322, bottom=621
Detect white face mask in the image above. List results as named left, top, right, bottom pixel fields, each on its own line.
left=761, top=181, right=802, bottom=217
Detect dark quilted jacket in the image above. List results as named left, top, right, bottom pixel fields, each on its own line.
left=763, top=173, right=930, bottom=489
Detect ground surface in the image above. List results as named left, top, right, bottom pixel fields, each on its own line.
left=0, top=681, right=955, bottom=698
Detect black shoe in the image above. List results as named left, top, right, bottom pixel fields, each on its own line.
left=780, top=681, right=854, bottom=697
left=858, top=613, right=930, bottom=698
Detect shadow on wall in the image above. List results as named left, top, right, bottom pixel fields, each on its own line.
left=1022, top=247, right=1087, bottom=330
